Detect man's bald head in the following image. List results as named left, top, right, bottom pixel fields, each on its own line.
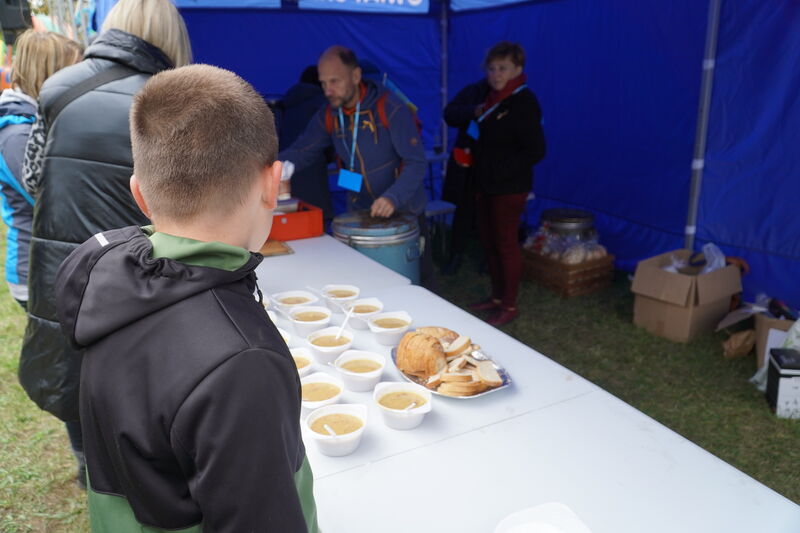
left=318, top=45, right=362, bottom=109
left=319, top=45, right=359, bottom=70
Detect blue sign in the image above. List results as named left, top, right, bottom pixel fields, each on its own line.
left=450, top=0, right=530, bottom=12
left=298, top=0, right=429, bottom=14
left=175, top=0, right=280, bottom=8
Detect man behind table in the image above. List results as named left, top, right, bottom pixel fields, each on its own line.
left=279, top=46, right=429, bottom=228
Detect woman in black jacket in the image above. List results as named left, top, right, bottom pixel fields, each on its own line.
left=468, top=42, right=546, bottom=326
left=441, top=77, right=489, bottom=275
left=18, top=0, right=191, bottom=488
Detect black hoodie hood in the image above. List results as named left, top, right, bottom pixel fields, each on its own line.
left=55, top=226, right=262, bottom=348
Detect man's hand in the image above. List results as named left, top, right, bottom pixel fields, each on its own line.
left=370, top=197, right=395, bottom=218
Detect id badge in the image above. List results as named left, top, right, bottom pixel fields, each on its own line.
left=338, top=169, right=363, bottom=193
left=466, top=120, right=480, bottom=140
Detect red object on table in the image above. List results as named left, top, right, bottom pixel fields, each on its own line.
left=268, top=201, right=323, bottom=241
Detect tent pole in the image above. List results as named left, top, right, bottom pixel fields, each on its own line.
left=685, top=0, right=722, bottom=250
left=440, top=0, right=448, bottom=158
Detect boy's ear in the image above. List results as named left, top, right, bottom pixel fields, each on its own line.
left=262, top=160, right=282, bottom=210
left=130, top=175, right=152, bottom=219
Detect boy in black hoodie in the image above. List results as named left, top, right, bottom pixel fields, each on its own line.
left=55, top=65, right=318, bottom=532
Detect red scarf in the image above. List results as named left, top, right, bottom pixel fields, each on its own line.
left=484, top=73, right=527, bottom=110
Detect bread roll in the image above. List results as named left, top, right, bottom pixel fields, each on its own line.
left=415, top=326, right=459, bottom=344
left=396, top=331, right=447, bottom=378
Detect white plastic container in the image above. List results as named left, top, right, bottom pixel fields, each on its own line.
left=290, top=347, right=313, bottom=378
left=346, top=297, right=384, bottom=330
left=367, top=311, right=412, bottom=346
left=494, top=502, right=592, bottom=533
left=266, top=310, right=278, bottom=324
left=289, top=305, right=332, bottom=338
left=321, top=284, right=360, bottom=313
left=271, top=290, right=318, bottom=314
left=305, top=403, right=368, bottom=457
left=373, top=382, right=432, bottom=430
left=334, top=350, right=385, bottom=392
left=300, top=372, right=343, bottom=411
left=306, top=326, right=354, bottom=365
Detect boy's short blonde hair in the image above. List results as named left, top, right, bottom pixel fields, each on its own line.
left=102, top=0, right=192, bottom=68
left=12, top=30, right=83, bottom=100
left=130, top=65, right=277, bottom=222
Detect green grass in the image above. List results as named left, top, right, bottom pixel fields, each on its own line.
left=436, top=249, right=800, bottom=504
left=0, top=230, right=797, bottom=532
left=0, top=232, right=89, bottom=532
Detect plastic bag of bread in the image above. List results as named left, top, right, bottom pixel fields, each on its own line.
left=561, top=244, right=587, bottom=265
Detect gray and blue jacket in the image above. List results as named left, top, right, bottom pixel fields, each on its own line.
left=280, top=79, right=427, bottom=215
left=0, top=89, right=36, bottom=301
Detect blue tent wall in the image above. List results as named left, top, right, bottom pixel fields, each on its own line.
left=179, top=9, right=442, bottom=147
left=449, top=0, right=707, bottom=272
left=699, top=1, right=800, bottom=305
left=94, top=0, right=800, bottom=306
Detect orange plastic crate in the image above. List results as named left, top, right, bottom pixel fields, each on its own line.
left=268, top=201, right=323, bottom=241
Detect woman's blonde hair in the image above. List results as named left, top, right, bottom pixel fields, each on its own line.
left=12, top=30, right=84, bottom=100
left=102, top=0, right=192, bottom=68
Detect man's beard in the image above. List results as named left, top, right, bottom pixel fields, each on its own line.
left=330, top=84, right=358, bottom=109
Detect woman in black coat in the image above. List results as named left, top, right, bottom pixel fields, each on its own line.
left=468, top=42, right=546, bottom=326
left=18, top=0, right=191, bottom=488
left=441, top=78, right=489, bottom=275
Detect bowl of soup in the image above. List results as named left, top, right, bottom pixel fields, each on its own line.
left=334, top=350, right=385, bottom=392
left=305, top=403, right=368, bottom=457
left=373, top=382, right=432, bottom=430
left=321, top=284, right=360, bottom=313
left=306, top=326, right=355, bottom=365
left=271, top=290, right=318, bottom=314
left=290, top=347, right=313, bottom=378
left=367, top=311, right=412, bottom=346
left=300, top=372, right=343, bottom=410
left=289, top=305, right=332, bottom=337
left=346, top=298, right=384, bottom=330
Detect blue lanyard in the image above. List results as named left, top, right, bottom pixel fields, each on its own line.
left=477, top=84, right=527, bottom=123
left=338, top=102, right=361, bottom=171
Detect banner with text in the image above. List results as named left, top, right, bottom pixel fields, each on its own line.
left=175, top=0, right=280, bottom=8
left=298, top=0, right=429, bottom=14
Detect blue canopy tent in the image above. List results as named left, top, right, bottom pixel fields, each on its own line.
left=93, top=0, right=800, bottom=307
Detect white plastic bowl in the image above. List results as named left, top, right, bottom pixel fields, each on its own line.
left=290, top=347, right=313, bottom=378
left=306, top=326, right=354, bottom=365
left=277, top=327, right=291, bottom=346
left=305, top=403, right=368, bottom=457
left=271, top=290, right=318, bottom=314
left=300, top=372, right=343, bottom=411
left=289, top=305, right=332, bottom=338
left=267, top=310, right=278, bottom=324
left=346, top=297, right=384, bottom=330
left=373, top=382, right=432, bottom=430
left=321, top=284, right=360, bottom=313
left=367, top=311, right=412, bottom=346
left=334, top=350, right=385, bottom=392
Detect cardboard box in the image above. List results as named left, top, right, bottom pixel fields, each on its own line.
left=755, top=314, right=795, bottom=369
left=631, top=249, right=742, bottom=343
